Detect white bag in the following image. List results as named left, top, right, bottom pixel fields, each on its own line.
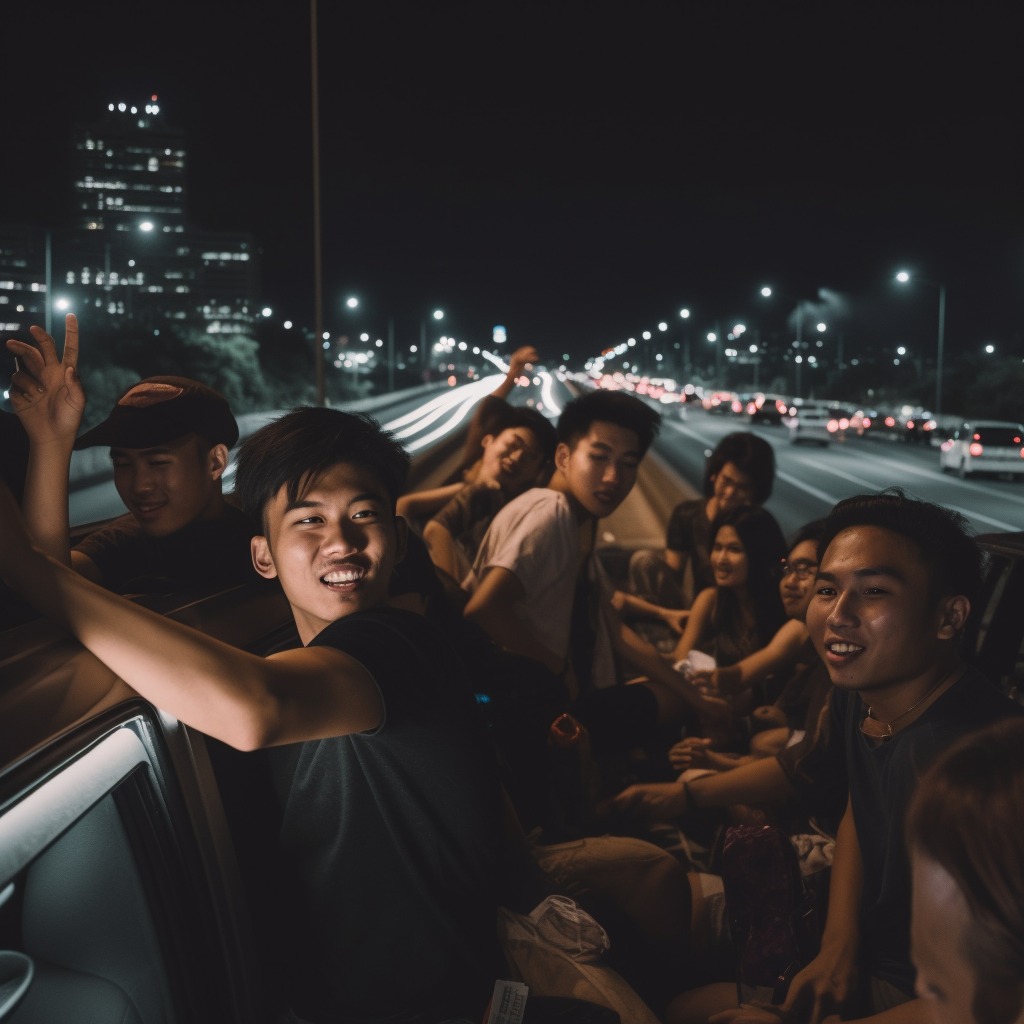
left=497, top=897, right=661, bottom=1024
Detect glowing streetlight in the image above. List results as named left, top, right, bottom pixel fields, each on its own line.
left=283, top=320, right=293, bottom=329
left=139, top=221, right=154, bottom=231
left=895, top=269, right=947, bottom=413
left=707, top=332, right=717, bottom=342
left=897, top=346, right=906, bottom=355
left=658, top=322, right=667, bottom=331
left=55, top=299, right=70, bottom=310
left=433, top=309, right=444, bottom=320
left=985, top=344, right=995, bottom=354
left=360, top=333, right=369, bottom=341
left=761, top=287, right=772, bottom=297
left=627, top=338, right=636, bottom=347
left=322, top=331, right=330, bottom=340
left=680, top=308, right=690, bottom=319
left=261, top=306, right=272, bottom=317
left=346, top=297, right=358, bottom=308
left=816, top=322, right=826, bottom=332
left=642, top=331, right=651, bottom=340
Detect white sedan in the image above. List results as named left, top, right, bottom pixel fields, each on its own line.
left=940, top=420, right=1024, bottom=479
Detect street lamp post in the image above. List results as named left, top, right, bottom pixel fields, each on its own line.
left=896, top=271, right=946, bottom=415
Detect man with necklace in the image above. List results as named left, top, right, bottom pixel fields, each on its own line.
left=670, top=491, right=1023, bottom=1024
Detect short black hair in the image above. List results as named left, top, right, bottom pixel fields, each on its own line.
left=703, top=432, right=776, bottom=504
left=789, top=518, right=827, bottom=552
left=500, top=406, right=558, bottom=463
left=234, top=407, right=411, bottom=532
left=817, top=489, right=983, bottom=605
left=556, top=389, right=661, bottom=457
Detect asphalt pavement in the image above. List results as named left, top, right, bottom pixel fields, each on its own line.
left=654, top=408, right=1024, bottom=539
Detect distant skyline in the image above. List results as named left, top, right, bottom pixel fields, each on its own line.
left=4, top=2, right=1024, bottom=367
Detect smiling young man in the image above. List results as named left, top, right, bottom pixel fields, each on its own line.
left=695, top=492, right=1023, bottom=1024
left=7, top=316, right=255, bottom=592
left=0, top=406, right=505, bottom=1024
left=464, top=389, right=723, bottom=725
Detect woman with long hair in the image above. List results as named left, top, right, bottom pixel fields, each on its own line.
left=672, top=505, right=788, bottom=669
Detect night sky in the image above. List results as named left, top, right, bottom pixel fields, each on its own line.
left=5, top=2, right=1023, bottom=367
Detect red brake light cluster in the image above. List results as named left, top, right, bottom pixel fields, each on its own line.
left=969, top=442, right=983, bottom=456
left=827, top=419, right=840, bottom=433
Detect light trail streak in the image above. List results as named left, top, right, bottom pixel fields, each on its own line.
left=383, top=375, right=503, bottom=438
left=538, top=371, right=562, bottom=416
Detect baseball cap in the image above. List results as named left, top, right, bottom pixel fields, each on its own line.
left=74, top=376, right=239, bottom=450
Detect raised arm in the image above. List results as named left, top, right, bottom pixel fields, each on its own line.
left=396, top=482, right=464, bottom=523
left=7, top=316, right=85, bottom=569
left=0, top=481, right=382, bottom=749
left=489, top=346, right=538, bottom=401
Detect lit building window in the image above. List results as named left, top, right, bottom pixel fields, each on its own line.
left=66, top=271, right=75, bottom=284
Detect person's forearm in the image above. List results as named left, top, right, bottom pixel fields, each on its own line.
left=617, top=592, right=674, bottom=621
left=490, top=370, right=518, bottom=401
left=422, top=521, right=461, bottom=580
left=22, top=439, right=74, bottom=566
left=4, top=544, right=283, bottom=748
left=689, top=754, right=796, bottom=807
left=613, top=620, right=706, bottom=710
left=396, top=483, right=462, bottom=522
left=465, top=597, right=563, bottom=674
left=821, top=797, right=863, bottom=953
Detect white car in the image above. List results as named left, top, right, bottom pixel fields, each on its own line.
left=787, top=404, right=849, bottom=445
left=940, top=420, right=1024, bottom=479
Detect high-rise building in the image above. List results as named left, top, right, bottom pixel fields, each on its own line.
left=0, top=97, right=259, bottom=341
left=72, top=98, right=187, bottom=233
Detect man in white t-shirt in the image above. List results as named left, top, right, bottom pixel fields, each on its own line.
left=464, top=389, right=725, bottom=725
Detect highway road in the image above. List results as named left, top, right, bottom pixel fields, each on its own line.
left=654, top=408, right=1024, bottom=539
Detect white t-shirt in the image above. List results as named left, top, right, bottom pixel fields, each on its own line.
left=465, top=488, right=579, bottom=661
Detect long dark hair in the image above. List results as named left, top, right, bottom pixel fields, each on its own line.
left=709, top=505, right=788, bottom=647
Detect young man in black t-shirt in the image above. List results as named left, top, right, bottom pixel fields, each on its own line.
left=0, top=407, right=506, bottom=1024
left=670, top=493, right=1023, bottom=1024
left=6, top=315, right=255, bottom=592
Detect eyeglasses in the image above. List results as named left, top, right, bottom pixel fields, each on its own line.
left=772, top=560, right=818, bottom=581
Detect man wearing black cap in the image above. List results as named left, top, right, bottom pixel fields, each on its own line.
left=7, top=315, right=257, bottom=592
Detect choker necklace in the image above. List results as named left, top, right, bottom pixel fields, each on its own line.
left=861, top=670, right=954, bottom=741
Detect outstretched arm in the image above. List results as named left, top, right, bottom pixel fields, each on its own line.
left=0, top=481, right=382, bottom=750
left=422, top=519, right=462, bottom=580
left=694, top=618, right=810, bottom=697
left=612, top=590, right=689, bottom=633
left=396, top=482, right=463, bottom=523
left=6, top=316, right=85, bottom=569
left=490, top=346, right=538, bottom=401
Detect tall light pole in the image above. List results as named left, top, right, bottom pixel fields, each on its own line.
left=310, top=0, right=325, bottom=405
left=896, top=271, right=946, bottom=414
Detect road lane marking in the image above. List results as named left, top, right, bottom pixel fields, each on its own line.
left=775, top=471, right=841, bottom=506
left=859, top=450, right=1024, bottom=507
left=793, top=458, right=881, bottom=491
left=943, top=505, right=1019, bottom=532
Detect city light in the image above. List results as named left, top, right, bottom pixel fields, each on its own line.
left=897, top=346, right=906, bottom=355
left=360, top=333, right=369, bottom=341
left=375, top=339, right=383, bottom=347
left=346, top=297, right=358, bottom=308
left=284, top=321, right=293, bottom=329
left=896, top=271, right=910, bottom=283
left=139, top=222, right=154, bottom=231
left=433, top=309, right=444, bottom=320
left=817, top=322, right=826, bottom=332
left=733, top=324, right=746, bottom=335
left=118, top=103, right=126, bottom=112
left=680, top=308, right=690, bottom=318
left=627, top=338, right=636, bottom=346
left=761, top=287, right=772, bottom=297
left=749, top=344, right=758, bottom=353
left=55, top=299, right=70, bottom=310
left=261, top=307, right=271, bottom=317
left=322, top=331, right=330, bottom=340
left=985, top=344, right=995, bottom=353
left=493, top=325, right=506, bottom=343
left=795, top=355, right=803, bottom=363
left=658, top=322, right=667, bottom=331
left=707, top=333, right=716, bottom=342
left=642, top=331, right=651, bottom=340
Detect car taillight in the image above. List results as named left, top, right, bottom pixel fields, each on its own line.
left=746, top=402, right=757, bottom=415
left=839, top=418, right=850, bottom=430
left=732, top=401, right=743, bottom=413
left=941, top=440, right=954, bottom=451
left=970, top=442, right=983, bottom=456
left=907, top=420, right=915, bottom=429
left=827, top=419, right=839, bottom=433
left=885, top=416, right=896, bottom=427
left=863, top=417, right=872, bottom=428
left=788, top=407, right=797, bottom=416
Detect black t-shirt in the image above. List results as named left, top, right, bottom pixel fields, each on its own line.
left=73, top=504, right=258, bottom=592
left=665, top=497, right=714, bottom=593
left=793, top=667, right=1023, bottom=994
left=266, top=608, right=503, bottom=1024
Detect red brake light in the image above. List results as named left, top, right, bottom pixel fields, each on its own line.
left=969, top=442, right=983, bottom=456
left=973, top=433, right=981, bottom=440
left=839, top=418, right=850, bottom=430
left=863, top=417, right=872, bottom=428
left=907, top=420, right=915, bottom=429
left=827, top=419, right=840, bottom=433
left=732, top=400, right=743, bottom=413
left=885, top=416, right=896, bottom=427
